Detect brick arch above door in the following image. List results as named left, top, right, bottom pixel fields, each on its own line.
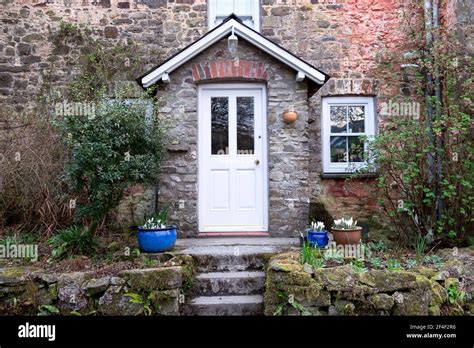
left=191, top=60, right=269, bottom=83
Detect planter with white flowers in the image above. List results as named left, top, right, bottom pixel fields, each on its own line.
left=306, top=221, right=329, bottom=248
left=137, top=211, right=177, bottom=253
left=331, top=217, right=362, bottom=245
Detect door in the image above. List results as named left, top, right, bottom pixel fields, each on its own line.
left=198, top=84, right=268, bottom=232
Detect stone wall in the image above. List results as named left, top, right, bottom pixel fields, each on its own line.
left=264, top=248, right=474, bottom=316
left=0, top=254, right=193, bottom=315
left=1, top=0, right=470, bottom=236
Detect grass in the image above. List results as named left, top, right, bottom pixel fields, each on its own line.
left=300, top=242, right=324, bottom=269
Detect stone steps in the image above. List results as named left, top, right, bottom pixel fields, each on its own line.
left=175, top=238, right=298, bottom=316
left=184, top=295, right=263, bottom=316
left=194, top=271, right=265, bottom=296
left=192, top=252, right=271, bottom=272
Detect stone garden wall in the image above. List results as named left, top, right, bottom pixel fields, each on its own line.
left=264, top=248, right=474, bottom=316
left=0, top=254, right=193, bottom=315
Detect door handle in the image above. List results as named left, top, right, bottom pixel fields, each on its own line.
left=255, top=159, right=260, bottom=165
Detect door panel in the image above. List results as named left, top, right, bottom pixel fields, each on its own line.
left=211, top=170, right=230, bottom=210
left=199, top=84, right=267, bottom=232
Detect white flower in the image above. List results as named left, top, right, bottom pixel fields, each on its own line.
left=310, top=221, right=325, bottom=232
left=333, top=217, right=358, bottom=229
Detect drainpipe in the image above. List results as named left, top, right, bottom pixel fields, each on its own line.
left=424, top=0, right=435, bottom=234
left=432, top=0, right=444, bottom=221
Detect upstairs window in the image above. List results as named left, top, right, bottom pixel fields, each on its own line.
left=322, top=97, right=376, bottom=174
left=208, top=0, right=261, bottom=32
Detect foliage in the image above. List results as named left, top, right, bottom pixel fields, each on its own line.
left=351, top=259, right=368, bottom=273
left=55, top=93, right=166, bottom=233
left=446, top=283, right=465, bottom=305
left=405, top=258, right=418, bottom=269
left=48, top=226, right=99, bottom=260
left=37, top=304, right=60, bottom=316
left=414, top=233, right=427, bottom=261
left=385, top=258, right=403, bottom=270
left=124, top=292, right=154, bottom=316
left=369, top=257, right=382, bottom=269
left=300, top=242, right=323, bottom=268
left=366, top=1, right=474, bottom=247
left=423, top=254, right=443, bottom=267
left=273, top=291, right=310, bottom=316
left=368, top=240, right=387, bottom=253
left=322, top=248, right=344, bottom=264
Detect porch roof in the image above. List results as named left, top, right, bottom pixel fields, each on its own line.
left=137, top=14, right=330, bottom=88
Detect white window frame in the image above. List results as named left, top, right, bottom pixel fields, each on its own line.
left=208, top=0, right=261, bottom=32
left=321, top=96, right=376, bottom=174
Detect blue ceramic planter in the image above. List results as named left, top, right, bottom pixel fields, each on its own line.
left=306, top=229, right=329, bottom=248
left=137, top=226, right=177, bottom=253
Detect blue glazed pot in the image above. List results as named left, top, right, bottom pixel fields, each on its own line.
left=306, top=229, right=329, bottom=248
left=137, top=225, right=177, bottom=253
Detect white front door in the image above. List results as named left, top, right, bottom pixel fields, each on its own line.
left=198, top=84, right=268, bottom=232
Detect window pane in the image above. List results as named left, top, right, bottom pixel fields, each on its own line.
left=237, top=96, right=254, bottom=155
left=348, top=136, right=364, bottom=162
left=215, top=0, right=233, bottom=15
left=330, top=106, right=347, bottom=133
left=211, top=97, right=229, bottom=155
left=348, top=106, right=365, bottom=133
left=330, top=136, right=347, bottom=163
left=234, top=0, right=253, bottom=15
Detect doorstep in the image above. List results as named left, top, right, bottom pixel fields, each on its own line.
left=198, top=232, right=270, bottom=237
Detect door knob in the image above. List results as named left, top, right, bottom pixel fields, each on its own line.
left=255, top=159, right=260, bottom=165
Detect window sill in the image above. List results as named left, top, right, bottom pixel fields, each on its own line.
left=320, top=172, right=378, bottom=179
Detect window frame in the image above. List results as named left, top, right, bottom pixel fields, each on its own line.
left=207, top=0, right=261, bottom=32
left=321, top=96, right=376, bottom=174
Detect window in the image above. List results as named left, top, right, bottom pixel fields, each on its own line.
left=321, top=97, right=376, bottom=174
left=208, top=0, right=260, bottom=31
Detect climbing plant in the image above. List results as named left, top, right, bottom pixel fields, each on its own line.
left=363, top=1, right=473, bottom=247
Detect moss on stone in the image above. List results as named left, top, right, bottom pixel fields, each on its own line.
left=120, top=267, right=183, bottom=292
left=367, top=293, right=394, bottom=311
left=358, top=269, right=418, bottom=292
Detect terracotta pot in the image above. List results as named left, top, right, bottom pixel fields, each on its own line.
left=283, top=111, right=297, bottom=123
left=331, top=227, right=362, bottom=245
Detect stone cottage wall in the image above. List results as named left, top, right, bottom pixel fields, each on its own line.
left=1, top=0, right=471, bottom=237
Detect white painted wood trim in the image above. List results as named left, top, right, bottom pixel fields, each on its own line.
left=321, top=96, right=376, bottom=174
left=207, top=0, right=261, bottom=32
left=141, top=18, right=326, bottom=88
left=197, top=83, right=268, bottom=232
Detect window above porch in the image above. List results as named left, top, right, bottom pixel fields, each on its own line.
left=208, top=0, right=261, bottom=32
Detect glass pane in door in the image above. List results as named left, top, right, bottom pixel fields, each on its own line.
left=237, top=96, right=255, bottom=155
left=211, top=97, right=229, bottom=155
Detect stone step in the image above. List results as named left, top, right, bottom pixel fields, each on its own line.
left=194, top=271, right=265, bottom=296
left=183, top=295, right=263, bottom=316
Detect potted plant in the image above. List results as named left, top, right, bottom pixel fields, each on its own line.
left=331, top=217, right=362, bottom=245
left=137, top=210, right=177, bottom=253
left=306, top=221, right=329, bottom=248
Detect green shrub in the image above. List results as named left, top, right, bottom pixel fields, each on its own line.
left=55, top=92, right=166, bottom=233
left=48, top=226, right=99, bottom=260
